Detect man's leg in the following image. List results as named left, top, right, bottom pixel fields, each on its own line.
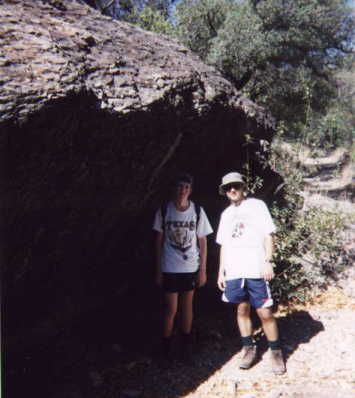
left=256, top=307, right=285, bottom=375
left=237, top=301, right=252, bottom=337
left=237, top=302, right=257, bottom=369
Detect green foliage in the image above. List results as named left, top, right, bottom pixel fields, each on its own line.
left=175, top=0, right=355, bottom=129
left=175, top=0, right=232, bottom=58
left=283, top=52, right=355, bottom=152
left=134, top=7, right=174, bottom=34
left=304, top=62, right=354, bottom=151
left=266, top=132, right=353, bottom=304
left=271, top=205, right=352, bottom=303
left=302, top=104, right=354, bottom=152
left=84, top=0, right=175, bottom=22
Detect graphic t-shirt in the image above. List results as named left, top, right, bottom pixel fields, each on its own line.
left=216, top=198, right=276, bottom=279
left=153, top=201, right=213, bottom=273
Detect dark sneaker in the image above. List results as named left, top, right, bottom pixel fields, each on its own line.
left=239, top=345, right=257, bottom=369
left=270, top=349, right=286, bottom=375
left=181, top=333, right=194, bottom=362
left=162, top=336, right=174, bottom=359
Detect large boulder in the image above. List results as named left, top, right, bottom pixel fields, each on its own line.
left=0, top=0, right=278, bottom=341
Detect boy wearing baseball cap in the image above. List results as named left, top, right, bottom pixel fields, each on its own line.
left=153, top=173, right=213, bottom=360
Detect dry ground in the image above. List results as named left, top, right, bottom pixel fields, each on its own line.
left=108, top=287, right=355, bottom=398
left=7, top=270, right=355, bottom=398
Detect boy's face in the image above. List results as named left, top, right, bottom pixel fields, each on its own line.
left=174, top=182, right=192, bottom=201
left=224, top=183, right=245, bottom=204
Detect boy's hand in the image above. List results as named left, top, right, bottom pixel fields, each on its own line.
left=262, top=261, right=275, bottom=281
left=197, top=269, right=207, bottom=287
left=217, top=274, right=226, bottom=291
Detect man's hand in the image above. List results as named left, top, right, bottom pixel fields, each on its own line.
left=217, top=273, right=226, bottom=291
left=262, top=261, right=275, bottom=281
left=155, top=271, right=163, bottom=287
left=197, top=269, right=207, bottom=287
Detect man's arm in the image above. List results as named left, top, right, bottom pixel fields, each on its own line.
left=262, top=234, right=275, bottom=281
left=217, top=246, right=226, bottom=291
left=197, top=236, right=207, bottom=287
left=155, top=231, right=164, bottom=286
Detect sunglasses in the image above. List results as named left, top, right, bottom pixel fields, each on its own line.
left=223, top=183, right=244, bottom=192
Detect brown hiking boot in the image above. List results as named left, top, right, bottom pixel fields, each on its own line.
left=239, top=345, right=257, bottom=369
left=270, top=349, right=286, bottom=375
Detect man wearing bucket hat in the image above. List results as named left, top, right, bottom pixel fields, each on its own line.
left=216, top=172, right=286, bottom=375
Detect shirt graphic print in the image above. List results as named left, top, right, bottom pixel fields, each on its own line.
left=232, top=220, right=245, bottom=239
left=153, top=201, right=213, bottom=273
left=166, top=219, right=195, bottom=257
left=216, top=198, right=276, bottom=278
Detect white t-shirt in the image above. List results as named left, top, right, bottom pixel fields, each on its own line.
left=153, top=201, right=213, bottom=273
left=216, top=198, right=276, bottom=279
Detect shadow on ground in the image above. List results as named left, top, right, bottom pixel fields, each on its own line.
left=250, top=309, right=324, bottom=369
left=5, top=280, right=325, bottom=398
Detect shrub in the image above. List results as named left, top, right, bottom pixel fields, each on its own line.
left=271, top=205, right=353, bottom=303
left=267, top=131, right=353, bottom=304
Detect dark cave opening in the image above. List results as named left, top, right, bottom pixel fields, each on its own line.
left=1, top=90, right=283, bottom=397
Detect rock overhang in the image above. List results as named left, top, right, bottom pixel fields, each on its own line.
left=0, top=0, right=274, bottom=130
left=1, top=0, right=281, bottom=339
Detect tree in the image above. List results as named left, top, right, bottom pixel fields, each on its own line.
left=135, top=6, right=174, bottom=34
left=83, top=0, right=124, bottom=18
left=175, top=0, right=355, bottom=131
left=300, top=56, right=355, bottom=150
left=83, top=0, right=176, bottom=20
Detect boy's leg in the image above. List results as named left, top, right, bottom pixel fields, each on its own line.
left=256, top=307, right=286, bottom=375
left=237, top=302, right=257, bottom=369
left=236, top=301, right=252, bottom=337
left=180, top=289, right=195, bottom=359
left=161, top=292, right=178, bottom=358
left=247, top=279, right=281, bottom=347
left=180, top=289, right=195, bottom=334
left=222, top=279, right=256, bottom=368
left=163, top=292, right=178, bottom=337
left=256, top=307, right=278, bottom=341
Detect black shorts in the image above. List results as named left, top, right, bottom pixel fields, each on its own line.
left=163, top=271, right=198, bottom=293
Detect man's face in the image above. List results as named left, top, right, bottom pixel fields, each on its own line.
left=174, top=182, right=192, bottom=201
left=224, top=183, right=245, bottom=203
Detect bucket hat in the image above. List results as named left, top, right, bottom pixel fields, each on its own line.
left=219, top=172, right=245, bottom=195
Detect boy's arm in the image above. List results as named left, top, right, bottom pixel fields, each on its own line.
left=217, top=246, right=226, bottom=291
left=155, top=231, right=164, bottom=286
left=197, top=236, right=207, bottom=287
left=262, top=234, right=275, bottom=281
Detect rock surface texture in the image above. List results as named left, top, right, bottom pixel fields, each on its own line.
left=1, top=0, right=277, bottom=344
left=0, top=0, right=274, bottom=123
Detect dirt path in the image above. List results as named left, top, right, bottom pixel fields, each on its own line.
left=103, top=288, right=354, bottom=398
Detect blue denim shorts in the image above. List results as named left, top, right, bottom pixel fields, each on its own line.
left=222, top=278, right=273, bottom=308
